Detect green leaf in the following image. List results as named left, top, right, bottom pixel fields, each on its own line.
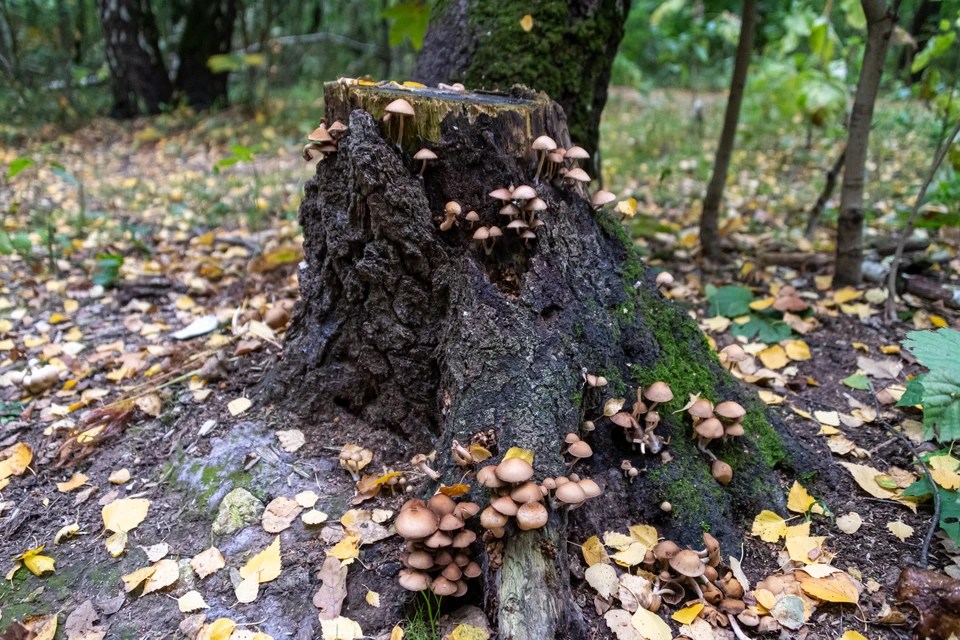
left=731, top=313, right=793, bottom=343
left=207, top=54, right=244, bottom=74
left=897, top=375, right=926, bottom=407
left=51, top=166, right=79, bottom=187
left=920, top=368, right=960, bottom=442
left=92, top=254, right=124, bottom=288
left=842, top=374, right=872, bottom=390
left=650, top=0, right=686, bottom=26
left=0, top=231, right=13, bottom=256
left=11, top=232, right=31, bottom=253
left=382, top=1, right=431, bottom=50
left=7, top=158, right=34, bottom=179
left=809, top=17, right=835, bottom=64
left=840, top=0, right=866, bottom=30
left=231, top=145, right=254, bottom=162
left=903, top=329, right=960, bottom=374
left=215, top=157, right=240, bottom=170
left=912, top=31, right=956, bottom=73
left=707, top=285, right=755, bottom=318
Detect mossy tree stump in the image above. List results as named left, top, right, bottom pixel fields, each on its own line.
left=267, top=82, right=826, bottom=639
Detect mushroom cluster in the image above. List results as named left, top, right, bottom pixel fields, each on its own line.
left=609, top=382, right=673, bottom=455
left=478, top=184, right=547, bottom=249
left=529, top=134, right=591, bottom=187
left=687, top=399, right=745, bottom=485
left=396, top=494, right=482, bottom=597
left=476, top=457, right=602, bottom=538
left=303, top=120, right=346, bottom=161
left=8, top=362, right=61, bottom=395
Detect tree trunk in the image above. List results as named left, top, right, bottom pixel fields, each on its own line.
left=835, top=0, right=899, bottom=286
left=411, top=0, right=631, bottom=164
left=264, top=83, right=825, bottom=639
left=96, top=0, right=173, bottom=118
left=175, top=0, right=238, bottom=110
left=699, top=0, right=758, bottom=262
left=55, top=0, right=74, bottom=109
left=805, top=147, right=846, bottom=240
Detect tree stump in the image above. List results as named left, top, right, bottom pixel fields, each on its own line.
left=267, top=82, right=827, bottom=639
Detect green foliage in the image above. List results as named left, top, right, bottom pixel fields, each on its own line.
left=402, top=591, right=443, bottom=640
left=903, top=469, right=960, bottom=544
left=913, top=31, right=958, bottom=74
left=383, top=1, right=431, bottom=50
left=899, top=329, right=960, bottom=442
left=842, top=373, right=871, bottom=390
left=92, top=254, right=124, bottom=288
left=7, top=158, right=34, bottom=180
left=731, top=312, right=792, bottom=343
left=705, top=284, right=754, bottom=317
left=207, top=54, right=266, bottom=74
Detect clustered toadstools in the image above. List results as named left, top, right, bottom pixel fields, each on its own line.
left=687, top=398, right=745, bottom=485
left=608, top=381, right=674, bottom=455
left=303, top=120, right=347, bottom=161
left=396, top=494, right=482, bottom=597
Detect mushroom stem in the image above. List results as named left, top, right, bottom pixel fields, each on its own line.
left=484, top=238, right=496, bottom=255
left=729, top=614, right=755, bottom=640
left=534, top=152, right=547, bottom=184
left=418, top=159, right=428, bottom=177
left=418, top=461, right=440, bottom=481
left=397, top=116, right=405, bottom=147
left=687, top=577, right=705, bottom=601
left=697, top=441, right=718, bottom=462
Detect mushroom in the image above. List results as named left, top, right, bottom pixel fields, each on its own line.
left=523, top=197, right=547, bottom=225
left=711, top=460, right=733, bottom=485
left=302, top=143, right=323, bottom=161
left=411, top=453, right=441, bottom=481
left=442, top=563, right=462, bottom=581
left=546, top=151, right=565, bottom=179
left=486, top=226, right=502, bottom=254
left=500, top=203, right=521, bottom=219
left=507, top=219, right=529, bottom=234
left=452, top=499, right=478, bottom=518
left=510, top=481, right=543, bottom=504
left=585, top=374, right=608, bottom=388
left=517, top=501, right=549, bottom=530
left=578, top=478, right=602, bottom=498
left=428, top=493, right=457, bottom=516
left=491, top=496, right=519, bottom=516
left=477, top=465, right=505, bottom=489
left=660, top=501, right=672, bottom=512
left=439, top=513, right=465, bottom=531
left=564, top=167, right=591, bottom=194
left=453, top=530, right=477, bottom=548
left=480, top=506, right=509, bottom=530
left=532, top=135, right=557, bottom=183
left=404, top=550, right=435, bottom=570
left=552, top=481, right=586, bottom=510
left=431, top=576, right=458, bottom=596
left=591, top=190, right=616, bottom=211
left=398, top=569, right=431, bottom=591
left=669, top=549, right=706, bottom=600
left=512, top=184, right=536, bottom=204
left=621, top=460, right=634, bottom=479
left=643, top=382, right=673, bottom=411
left=566, top=440, right=593, bottom=471
left=441, top=201, right=462, bottom=232
left=724, top=422, right=744, bottom=440
left=465, top=210, right=480, bottom=229
left=308, top=125, right=334, bottom=144
left=328, top=121, right=348, bottom=138
left=496, top=457, right=534, bottom=484
left=688, top=398, right=714, bottom=426
left=695, top=418, right=724, bottom=459
left=424, top=531, right=453, bottom=548
left=655, top=272, right=674, bottom=288
left=715, top=401, right=746, bottom=424
left=489, top=188, right=514, bottom=205
left=644, top=411, right=660, bottom=432
left=395, top=503, right=440, bottom=540
left=414, top=148, right=437, bottom=177
left=564, top=146, right=589, bottom=168
left=463, top=562, right=482, bottom=578
left=385, top=98, right=415, bottom=145
left=719, top=344, right=747, bottom=370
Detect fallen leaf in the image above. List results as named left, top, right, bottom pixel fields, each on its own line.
left=319, top=616, right=363, bottom=640
left=108, top=468, right=131, bottom=484
left=799, top=572, right=860, bottom=604
left=838, top=462, right=897, bottom=499
left=276, top=429, right=305, bottom=452
left=303, top=510, right=329, bottom=525
left=604, top=609, right=642, bottom=640
left=628, top=525, right=658, bottom=548
left=365, top=590, right=380, bottom=608
left=142, top=558, right=179, bottom=595
left=15, top=545, right=55, bottom=576
left=228, top=397, right=251, bottom=416
left=585, top=562, right=619, bottom=599
left=769, top=595, right=807, bottom=629
left=784, top=340, right=811, bottom=361
left=140, top=542, right=169, bottom=562
left=630, top=606, right=672, bottom=640
left=135, top=394, right=162, bottom=417
left=57, top=473, right=88, bottom=492
left=55, top=522, right=80, bottom=543
left=888, top=520, right=914, bottom=541
left=191, top=547, right=225, bottom=579
left=296, top=491, right=319, bottom=508
left=752, top=510, right=788, bottom=542
left=240, top=536, right=281, bottom=583
left=235, top=575, right=259, bottom=603
left=671, top=603, right=703, bottom=625
left=836, top=512, right=862, bottom=534
left=519, top=14, right=534, bottom=31
left=262, top=496, right=303, bottom=533
left=787, top=481, right=817, bottom=514
left=815, top=410, right=840, bottom=427
left=178, top=590, right=209, bottom=613
left=582, top=535, right=609, bottom=567
left=314, top=556, right=349, bottom=620
left=22, top=614, right=58, bottom=640
left=758, top=345, right=788, bottom=369
left=785, top=536, right=826, bottom=564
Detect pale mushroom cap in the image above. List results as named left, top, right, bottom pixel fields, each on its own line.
left=406, top=550, right=434, bottom=570
left=670, top=549, right=706, bottom=577
left=689, top=399, right=715, bottom=419
left=567, top=441, right=593, bottom=459
left=521, top=230, right=537, bottom=239
left=452, top=530, right=477, bottom=548
left=401, top=498, right=426, bottom=511
left=308, top=126, right=333, bottom=143
left=463, top=561, right=482, bottom=578
left=472, top=227, right=490, bottom=241
left=465, top=211, right=480, bottom=221
left=424, top=530, right=453, bottom=548
left=696, top=418, right=724, bottom=440
left=547, top=151, right=565, bottom=163
left=491, top=495, right=519, bottom=516
left=439, top=513, right=465, bottom=531
left=431, top=576, right=458, bottom=596
left=496, top=457, right=534, bottom=483
left=500, top=203, right=521, bottom=216
left=610, top=412, right=639, bottom=429
left=644, top=382, right=674, bottom=404
left=591, top=190, right=617, bottom=207
left=489, top=188, right=514, bottom=201
left=415, top=148, right=438, bottom=160
left=477, top=465, right=504, bottom=488
left=720, top=344, right=746, bottom=362
left=712, top=460, right=733, bottom=485
left=442, top=563, right=462, bottom=581
left=453, top=502, right=480, bottom=519
left=435, top=550, right=453, bottom=565
left=565, top=433, right=581, bottom=444
left=454, top=580, right=468, bottom=597
left=399, top=569, right=431, bottom=591
left=512, top=185, right=537, bottom=200
left=488, top=226, right=503, bottom=238
left=524, top=197, right=547, bottom=211
left=385, top=98, right=415, bottom=116
left=532, top=135, right=557, bottom=151
left=578, top=478, right=602, bottom=498
left=565, top=146, right=589, bottom=160
left=653, top=540, right=681, bottom=560
left=655, top=271, right=675, bottom=286
left=328, top=121, right=347, bottom=133
left=715, top=401, right=746, bottom=420
left=703, top=532, right=720, bottom=554
left=507, top=219, right=529, bottom=230
left=565, top=168, right=591, bottom=182
left=542, top=477, right=556, bottom=490
left=725, top=423, right=745, bottom=437
left=555, top=481, right=586, bottom=504
left=480, top=506, right=509, bottom=529
left=445, top=201, right=462, bottom=215
left=555, top=476, right=569, bottom=486
left=395, top=504, right=439, bottom=539
left=510, top=481, right=543, bottom=504
left=428, top=493, right=457, bottom=516
left=516, top=501, right=549, bottom=530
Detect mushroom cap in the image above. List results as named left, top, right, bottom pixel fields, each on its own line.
left=465, top=210, right=480, bottom=222
left=444, top=201, right=462, bottom=215
left=424, top=530, right=453, bottom=548
left=453, top=502, right=480, bottom=519
left=401, top=498, right=426, bottom=511
left=670, top=549, right=706, bottom=577
left=328, top=121, right=348, bottom=133
left=512, top=185, right=537, bottom=200
left=738, top=610, right=761, bottom=627
left=428, top=493, right=457, bottom=516
left=565, top=168, right=591, bottom=182
left=720, top=344, right=747, bottom=362
left=406, top=550, right=435, bottom=570
left=555, top=481, right=586, bottom=504
left=507, top=219, right=529, bottom=230
left=415, top=148, right=438, bottom=160
left=488, top=226, right=503, bottom=238
left=477, top=465, right=505, bottom=488
left=567, top=441, right=593, bottom=459
left=524, top=197, right=547, bottom=211
left=442, top=563, right=463, bottom=581
left=521, top=230, right=537, bottom=239
left=645, top=411, right=660, bottom=425
left=452, top=530, right=477, bottom=548
left=715, top=401, right=746, bottom=420
left=454, top=553, right=470, bottom=567
left=542, top=477, right=556, bottom=490
left=703, top=532, right=720, bottom=554
left=439, top=513, right=465, bottom=531
left=308, top=126, right=334, bottom=143
left=500, top=203, right=521, bottom=217
left=472, top=227, right=490, bottom=241
left=431, top=576, right=458, bottom=596
left=689, top=399, right=715, bottom=419
left=489, top=188, right=514, bottom=201
left=720, top=598, right=746, bottom=615
left=655, top=271, right=675, bottom=286
left=610, top=412, right=640, bottom=430
left=454, top=580, right=468, bottom=597
left=434, top=550, right=453, bottom=565
left=653, top=540, right=681, bottom=560
left=510, top=481, right=543, bottom=504
left=578, top=478, right=602, bottom=498
left=496, top=457, right=534, bottom=483
left=480, top=506, right=509, bottom=529
left=532, top=135, right=557, bottom=151
left=516, top=501, right=549, bottom=530
left=591, top=190, right=617, bottom=207
left=463, top=561, right=482, bottom=578
left=565, top=433, right=581, bottom=444
left=398, top=569, right=431, bottom=591
left=725, top=423, right=745, bottom=437
left=385, top=98, right=415, bottom=116
left=491, top=495, right=519, bottom=516
left=620, top=460, right=634, bottom=470
left=644, top=382, right=674, bottom=404
left=395, top=504, right=439, bottom=539
left=696, top=417, right=724, bottom=440
left=547, top=151, right=565, bottom=163
left=554, top=476, right=569, bottom=486
left=712, top=460, right=733, bottom=485
left=565, top=146, right=589, bottom=160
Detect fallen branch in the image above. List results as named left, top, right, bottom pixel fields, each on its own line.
left=805, top=148, right=846, bottom=240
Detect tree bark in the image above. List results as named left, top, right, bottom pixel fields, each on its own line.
left=264, top=82, right=826, bottom=639
left=805, top=147, right=845, bottom=240
left=96, top=0, right=173, bottom=118
left=835, top=0, right=899, bottom=286
left=699, top=0, right=758, bottom=262
left=55, top=0, right=74, bottom=109
left=175, top=0, right=238, bottom=110
left=411, top=0, right=631, bottom=163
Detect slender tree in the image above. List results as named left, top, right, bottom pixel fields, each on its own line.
left=699, top=0, right=758, bottom=262
left=96, top=0, right=173, bottom=117
left=835, top=0, right=899, bottom=285
left=175, top=0, right=238, bottom=109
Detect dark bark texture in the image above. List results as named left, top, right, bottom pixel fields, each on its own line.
left=265, top=83, right=828, bottom=639
left=96, top=0, right=172, bottom=118
left=175, top=0, right=238, bottom=110
left=411, top=0, right=631, bottom=163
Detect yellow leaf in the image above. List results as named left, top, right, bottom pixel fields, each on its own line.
left=787, top=481, right=816, bottom=514
left=22, top=614, right=57, bottom=640
left=519, top=14, right=534, bottom=31
left=64, top=299, right=79, bottom=313
left=880, top=345, right=900, bottom=354
left=616, top=198, right=637, bottom=217
left=0, top=442, right=33, bottom=481
left=752, top=510, right=788, bottom=542
left=228, top=397, right=252, bottom=416
left=240, top=536, right=282, bottom=582
left=754, top=588, right=777, bottom=611
left=629, top=524, right=658, bottom=548
left=814, top=410, right=840, bottom=427
left=178, top=590, right=209, bottom=612
left=320, top=616, right=364, bottom=640
left=833, top=287, right=863, bottom=304
left=785, top=536, right=826, bottom=564
left=469, top=445, right=492, bottom=461
left=798, top=564, right=841, bottom=578
left=448, top=624, right=489, bottom=640
left=931, top=467, right=960, bottom=490
left=502, top=447, right=534, bottom=464
left=784, top=340, right=811, bottom=361
left=329, top=534, right=361, bottom=562
left=198, top=618, right=236, bottom=640
left=366, top=590, right=381, bottom=607
left=758, top=390, right=785, bottom=405
left=236, top=575, right=259, bottom=603
left=836, top=512, right=862, bottom=534
left=631, top=606, right=672, bottom=640
left=390, top=627, right=405, bottom=640
left=837, top=462, right=897, bottom=499
left=136, top=394, right=162, bottom=417
left=109, top=468, right=131, bottom=484
left=122, top=566, right=156, bottom=592
left=302, top=509, right=329, bottom=525
left=799, top=573, right=859, bottom=604
left=191, top=547, right=226, bottom=579
left=581, top=535, right=609, bottom=567
left=750, top=297, right=775, bottom=310
left=142, top=558, right=179, bottom=594
left=929, top=455, right=960, bottom=472
left=611, top=542, right=648, bottom=567
left=16, top=545, right=55, bottom=576
left=603, top=531, right=635, bottom=550
left=786, top=521, right=811, bottom=538
left=672, top=603, right=703, bottom=625
left=815, top=275, right=833, bottom=290
left=840, top=631, right=868, bottom=640
left=887, top=521, right=914, bottom=541
left=931, top=314, right=948, bottom=328
left=102, top=498, right=151, bottom=533
left=56, top=472, right=88, bottom=492
left=758, top=345, right=788, bottom=369
left=105, top=530, right=128, bottom=557
left=852, top=342, right=869, bottom=352
left=54, top=522, right=80, bottom=543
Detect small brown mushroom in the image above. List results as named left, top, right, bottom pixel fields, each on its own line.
left=719, top=344, right=747, bottom=370
left=385, top=98, right=415, bottom=145
left=489, top=188, right=514, bottom=204
left=464, top=210, right=480, bottom=229
left=496, top=457, right=534, bottom=483
left=660, top=501, right=672, bottom=512
left=411, top=453, right=440, bottom=481
left=440, top=201, right=462, bottom=232
left=564, top=145, right=589, bottom=168
left=655, top=271, right=674, bottom=288
left=395, top=503, right=440, bottom=540
left=414, top=148, right=437, bottom=177
left=712, top=460, right=733, bottom=485
left=591, top=190, right=616, bottom=210
left=477, top=465, right=505, bottom=488
left=517, top=501, right=549, bottom=530
left=399, top=569, right=431, bottom=591
left=644, top=382, right=673, bottom=411
left=532, top=135, right=557, bottom=183
left=715, top=401, right=746, bottom=423
left=431, top=576, right=458, bottom=596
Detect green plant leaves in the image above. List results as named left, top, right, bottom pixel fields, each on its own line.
left=93, top=254, right=124, bottom=288
left=842, top=374, right=871, bottom=390
left=706, top=285, right=754, bottom=318
left=902, top=329, right=960, bottom=442
left=912, top=31, right=956, bottom=74
left=731, top=313, right=793, bottom=343
left=7, top=158, right=34, bottom=179
left=382, top=1, right=430, bottom=50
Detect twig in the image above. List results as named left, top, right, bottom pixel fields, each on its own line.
left=885, top=116, right=960, bottom=322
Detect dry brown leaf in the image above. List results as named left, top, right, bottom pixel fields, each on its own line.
left=191, top=547, right=225, bottom=579
left=262, top=496, right=303, bottom=533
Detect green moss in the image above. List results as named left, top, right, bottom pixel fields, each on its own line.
left=597, top=365, right=626, bottom=398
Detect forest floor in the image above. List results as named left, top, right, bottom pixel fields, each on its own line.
left=0, top=88, right=957, bottom=640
